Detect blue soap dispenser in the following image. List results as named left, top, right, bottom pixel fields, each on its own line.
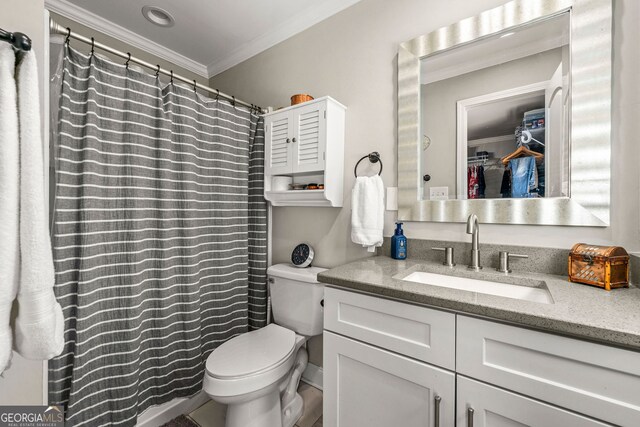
left=391, top=222, right=407, bottom=260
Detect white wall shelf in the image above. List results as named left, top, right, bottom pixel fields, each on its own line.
left=263, top=96, right=345, bottom=207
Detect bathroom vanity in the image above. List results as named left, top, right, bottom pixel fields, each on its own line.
left=320, top=257, right=640, bottom=427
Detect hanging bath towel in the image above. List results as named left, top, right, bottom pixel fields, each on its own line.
left=351, top=175, right=385, bottom=252
left=13, top=48, right=64, bottom=360
left=0, top=44, right=20, bottom=374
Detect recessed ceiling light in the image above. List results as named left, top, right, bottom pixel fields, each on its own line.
left=500, top=32, right=515, bottom=38
left=142, top=6, right=175, bottom=28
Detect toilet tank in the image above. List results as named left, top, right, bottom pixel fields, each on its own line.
left=267, top=264, right=326, bottom=337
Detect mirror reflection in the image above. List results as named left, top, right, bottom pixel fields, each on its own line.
left=420, top=13, right=570, bottom=201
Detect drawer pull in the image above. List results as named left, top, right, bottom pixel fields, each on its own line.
left=434, top=395, right=441, bottom=427
left=467, top=407, right=474, bottom=427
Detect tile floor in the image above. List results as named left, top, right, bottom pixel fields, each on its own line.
left=186, top=383, right=322, bottom=427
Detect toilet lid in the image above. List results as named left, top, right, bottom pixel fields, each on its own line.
left=206, top=324, right=296, bottom=379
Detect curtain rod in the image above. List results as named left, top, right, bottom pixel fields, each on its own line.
left=49, top=20, right=265, bottom=113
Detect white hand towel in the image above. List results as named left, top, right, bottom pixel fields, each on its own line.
left=351, top=175, right=385, bottom=252
left=14, top=49, right=64, bottom=360
left=0, top=44, right=20, bottom=373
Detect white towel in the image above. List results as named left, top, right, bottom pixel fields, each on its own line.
left=0, top=44, right=20, bottom=373
left=13, top=49, right=64, bottom=360
left=351, top=175, right=385, bottom=252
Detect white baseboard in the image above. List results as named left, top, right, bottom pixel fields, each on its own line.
left=301, top=363, right=323, bottom=391
left=136, top=391, right=209, bottom=427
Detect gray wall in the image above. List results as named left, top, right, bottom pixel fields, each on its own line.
left=421, top=48, right=561, bottom=196
left=210, top=0, right=639, bottom=264
left=210, top=0, right=639, bottom=367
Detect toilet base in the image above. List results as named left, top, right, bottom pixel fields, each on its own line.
left=281, top=392, right=303, bottom=427
left=225, top=389, right=282, bottom=427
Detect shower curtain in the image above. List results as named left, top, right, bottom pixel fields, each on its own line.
left=48, top=46, right=267, bottom=426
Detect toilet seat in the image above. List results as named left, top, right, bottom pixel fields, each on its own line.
left=206, top=324, right=296, bottom=379
left=204, top=324, right=299, bottom=400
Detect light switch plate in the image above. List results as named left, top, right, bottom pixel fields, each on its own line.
left=386, top=187, right=398, bottom=211
left=430, top=186, right=449, bottom=200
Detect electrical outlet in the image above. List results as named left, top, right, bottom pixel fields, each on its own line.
left=430, top=187, right=448, bottom=200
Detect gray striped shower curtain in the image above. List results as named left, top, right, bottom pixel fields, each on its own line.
left=48, top=46, right=267, bottom=426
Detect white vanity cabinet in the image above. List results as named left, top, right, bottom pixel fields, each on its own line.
left=324, top=331, right=455, bottom=427
left=263, top=97, right=345, bottom=207
left=324, top=287, right=640, bottom=427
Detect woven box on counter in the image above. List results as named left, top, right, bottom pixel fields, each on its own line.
left=568, top=243, right=629, bottom=291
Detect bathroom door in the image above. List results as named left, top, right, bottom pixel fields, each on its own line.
left=324, top=331, right=455, bottom=427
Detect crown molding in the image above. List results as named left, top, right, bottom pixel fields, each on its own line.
left=207, top=0, right=362, bottom=78
left=44, top=0, right=209, bottom=78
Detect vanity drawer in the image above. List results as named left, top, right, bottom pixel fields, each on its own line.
left=324, top=287, right=455, bottom=369
left=457, top=315, right=640, bottom=427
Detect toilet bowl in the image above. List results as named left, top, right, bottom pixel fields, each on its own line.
left=203, top=264, right=326, bottom=427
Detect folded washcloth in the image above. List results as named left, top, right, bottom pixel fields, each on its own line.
left=0, top=44, right=20, bottom=374
left=14, top=49, right=64, bottom=360
left=351, top=175, right=385, bottom=253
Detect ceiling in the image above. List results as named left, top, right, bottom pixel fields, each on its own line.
left=46, top=0, right=361, bottom=78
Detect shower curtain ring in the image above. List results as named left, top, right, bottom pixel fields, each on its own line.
left=232, top=96, right=236, bottom=107
left=125, top=53, right=131, bottom=69
left=215, top=89, right=220, bottom=101
left=65, top=28, right=71, bottom=45
left=170, top=70, right=174, bottom=84
left=155, top=65, right=160, bottom=77
left=90, top=37, right=95, bottom=56
left=193, top=79, right=197, bottom=92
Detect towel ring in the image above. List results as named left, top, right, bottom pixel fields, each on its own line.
left=354, top=152, right=383, bottom=177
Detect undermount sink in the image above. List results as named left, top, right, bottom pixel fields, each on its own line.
left=397, top=271, right=553, bottom=304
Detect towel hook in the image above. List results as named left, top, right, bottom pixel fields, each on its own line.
left=354, top=152, right=383, bottom=177
left=125, top=52, right=131, bottom=69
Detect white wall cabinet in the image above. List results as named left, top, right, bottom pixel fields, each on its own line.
left=324, top=331, right=455, bottom=427
left=324, top=287, right=640, bottom=427
left=263, top=96, right=345, bottom=207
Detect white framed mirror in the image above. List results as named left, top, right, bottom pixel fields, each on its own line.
left=398, top=0, right=612, bottom=226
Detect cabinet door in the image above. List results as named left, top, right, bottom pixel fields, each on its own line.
left=457, top=376, right=612, bottom=427
left=324, top=331, right=455, bottom=427
left=264, top=111, right=293, bottom=176
left=292, top=102, right=326, bottom=173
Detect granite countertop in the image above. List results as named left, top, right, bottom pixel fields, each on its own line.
left=318, top=256, right=640, bottom=351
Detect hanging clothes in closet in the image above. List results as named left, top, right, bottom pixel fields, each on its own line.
left=467, top=164, right=485, bottom=199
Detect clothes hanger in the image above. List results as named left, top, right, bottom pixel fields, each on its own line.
left=501, top=145, right=544, bottom=166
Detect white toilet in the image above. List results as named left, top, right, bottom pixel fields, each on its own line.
left=203, top=263, right=326, bottom=427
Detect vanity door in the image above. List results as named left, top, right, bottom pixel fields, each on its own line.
left=457, top=376, right=612, bottom=427
left=324, top=331, right=455, bottom=427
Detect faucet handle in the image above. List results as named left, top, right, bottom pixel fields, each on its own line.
left=432, top=247, right=456, bottom=267
left=496, top=251, right=528, bottom=273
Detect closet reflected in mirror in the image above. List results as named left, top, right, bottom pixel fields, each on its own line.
left=420, top=13, right=570, bottom=201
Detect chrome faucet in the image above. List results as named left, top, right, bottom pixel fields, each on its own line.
left=466, top=214, right=482, bottom=271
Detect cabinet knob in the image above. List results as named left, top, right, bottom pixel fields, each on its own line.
left=286, top=138, right=291, bottom=143
left=434, top=395, right=441, bottom=427
left=292, top=137, right=297, bottom=143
